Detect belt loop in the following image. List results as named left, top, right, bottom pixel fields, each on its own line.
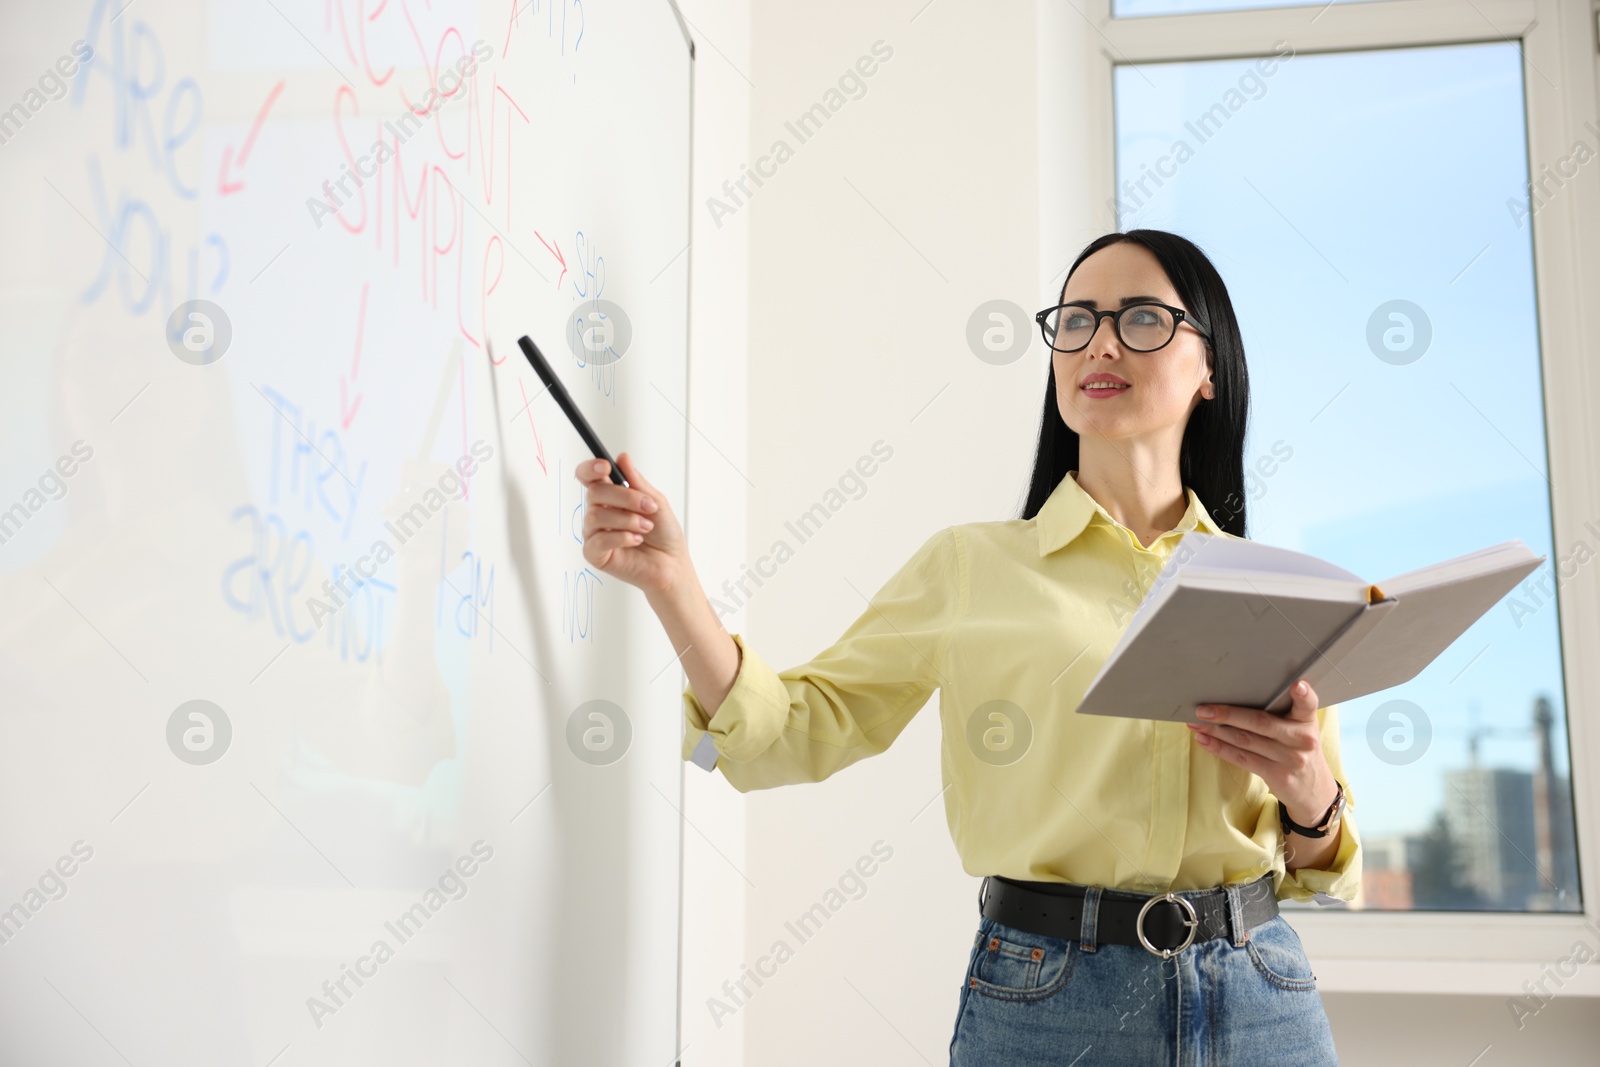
left=1079, top=886, right=1102, bottom=954
left=1225, top=883, right=1249, bottom=946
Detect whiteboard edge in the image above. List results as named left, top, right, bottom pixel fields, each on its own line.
left=673, top=6, right=697, bottom=1066
left=664, top=0, right=695, bottom=58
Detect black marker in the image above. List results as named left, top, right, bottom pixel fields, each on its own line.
left=516, top=335, right=627, bottom=486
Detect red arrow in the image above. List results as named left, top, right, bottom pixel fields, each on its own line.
left=339, top=378, right=363, bottom=430
left=220, top=80, right=286, bottom=196
left=340, top=282, right=368, bottom=430
left=534, top=230, right=567, bottom=290
left=517, top=377, right=548, bottom=475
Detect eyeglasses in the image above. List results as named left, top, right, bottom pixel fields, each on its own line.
left=1035, top=301, right=1211, bottom=354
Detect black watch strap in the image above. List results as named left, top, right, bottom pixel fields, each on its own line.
left=1279, top=780, right=1344, bottom=838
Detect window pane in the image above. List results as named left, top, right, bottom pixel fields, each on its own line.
left=1113, top=41, right=1582, bottom=913
left=1115, top=0, right=1388, bottom=16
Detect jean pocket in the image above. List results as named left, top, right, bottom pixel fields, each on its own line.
left=968, top=918, right=1079, bottom=1002
left=1245, top=915, right=1318, bottom=991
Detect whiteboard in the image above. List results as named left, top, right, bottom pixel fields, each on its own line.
left=0, top=2, right=693, bottom=1065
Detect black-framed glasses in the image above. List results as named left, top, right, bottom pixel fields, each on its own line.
left=1035, top=301, right=1211, bottom=353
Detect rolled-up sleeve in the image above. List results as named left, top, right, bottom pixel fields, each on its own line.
left=680, top=526, right=965, bottom=791
left=1274, top=702, right=1363, bottom=904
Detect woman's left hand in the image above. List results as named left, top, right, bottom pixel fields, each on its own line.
left=1187, top=678, right=1338, bottom=825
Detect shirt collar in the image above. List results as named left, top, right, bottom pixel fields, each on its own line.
left=1036, top=470, right=1222, bottom=557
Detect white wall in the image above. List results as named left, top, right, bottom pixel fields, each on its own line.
left=729, top=3, right=1045, bottom=1063
left=678, top=2, right=1600, bottom=1064
left=680, top=2, right=1045, bottom=1061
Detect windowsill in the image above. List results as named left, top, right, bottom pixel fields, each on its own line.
left=1283, top=909, right=1600, bottom=996
left=1310, top=958, right=1600, bottom=996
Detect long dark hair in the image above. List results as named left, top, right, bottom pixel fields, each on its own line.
left=1019, top=229, right=1250, bottom=537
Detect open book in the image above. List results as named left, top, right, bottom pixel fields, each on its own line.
left=1075, top=533, right=1546, bottom=723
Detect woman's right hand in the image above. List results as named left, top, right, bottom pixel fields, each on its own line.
left=576, top=451, right=689, bottom=598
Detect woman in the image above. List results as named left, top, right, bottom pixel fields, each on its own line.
left=575, top=229, right=1357, bottom=1066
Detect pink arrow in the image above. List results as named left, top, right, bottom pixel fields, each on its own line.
left=219, top=80, right=285, bottom=196
left=340, top=282, right=369, bottom=430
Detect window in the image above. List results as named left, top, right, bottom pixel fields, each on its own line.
left=1058, top=0, right=1600, bottom=989
left=1115, top=37, right=1579, bottom=916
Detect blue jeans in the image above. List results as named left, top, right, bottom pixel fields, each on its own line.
left=948, top=884, right=1340, bottom=1066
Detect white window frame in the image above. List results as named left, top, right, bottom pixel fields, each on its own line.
left=1057, top=0, right=1600, bottom=996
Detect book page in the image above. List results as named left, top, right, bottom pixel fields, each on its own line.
left=1378, top=539, right=1541, bottom=595
left=1147, top=531, right=1366, bottom=605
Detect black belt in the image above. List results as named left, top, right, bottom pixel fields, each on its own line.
left=979, top=872, right=1278, bottom=959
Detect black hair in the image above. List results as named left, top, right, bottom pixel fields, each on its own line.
left=1018, top=229, right=1250, bottom=537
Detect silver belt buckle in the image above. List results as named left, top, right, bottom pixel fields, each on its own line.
left=1136, top=891, right=1199, bottom=959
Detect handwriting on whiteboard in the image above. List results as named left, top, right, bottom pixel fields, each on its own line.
left=72, top=6, right=228, bottom=325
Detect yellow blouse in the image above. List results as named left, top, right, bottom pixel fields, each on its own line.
left=680, top=470, right=1361, bottom=904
